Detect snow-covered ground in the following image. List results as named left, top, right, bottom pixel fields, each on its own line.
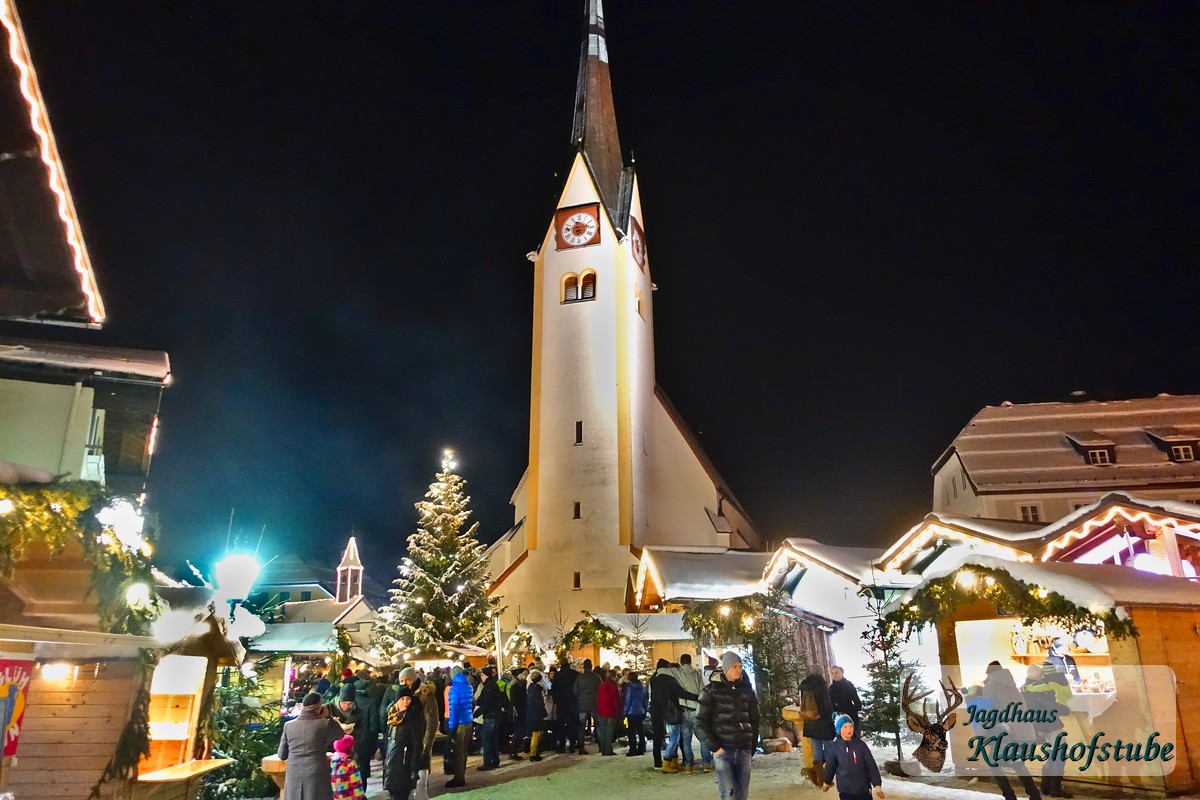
left=358, top=746, right=1200, bottom=800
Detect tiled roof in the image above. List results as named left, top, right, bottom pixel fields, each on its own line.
left=935, top=395, right=1200, bottom=491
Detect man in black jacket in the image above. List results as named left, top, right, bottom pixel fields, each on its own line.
left=384, top=669, right=425, bottom=800
left=552, top=659, right=579, bottom=752
left=696, top=651, right=758, bottom=800
left=474, top=666, right=508, bottom=770
left=829, top=666, right=863, bottom=739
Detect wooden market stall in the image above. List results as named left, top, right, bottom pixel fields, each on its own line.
left=888, top=553, right=1200, bottom=795
left=0, top=534, right=240, bottom=800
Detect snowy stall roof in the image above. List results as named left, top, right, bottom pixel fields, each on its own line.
left=637, top=547, right=768, bottom=603
left=1031, top=491, right=1200, bottom=549
left=890, top=553, right=1200, bottom=617
left=931, top=395, right=1200, bottom=491
left=279, top=596, right=374, bottom=626
left=0, top=338, right=170, bottom=382
left=878, top=513, right=1043, bottom=573
left=249, top=622, right=336, bottom=653
left=775, top=538, right=885, bottom=583
left=508, top=613, right=692, bottom=651
left=592, top=613, right=692, bottom=642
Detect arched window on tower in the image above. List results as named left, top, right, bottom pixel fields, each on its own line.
left=580, top=271, right=596, bottom=300
left=562, top=273, right=579, bottom=303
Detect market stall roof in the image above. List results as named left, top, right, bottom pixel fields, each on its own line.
left=636, top=547, right=768, bottom=606
left=249, top=622, right=336, bottom=653
left=770, top=538, right=886, bottom=584
left=890, top=553, right=1200, bottom=615
left=592, top=612, right=692, bottom=642
left=0, top=338, right=170, bottom=382
left=0, top=3, right=105, bottom=325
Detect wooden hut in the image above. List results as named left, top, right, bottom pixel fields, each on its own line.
left=0, top=539, right=241, bottom=800
left=889, top=553, right=1200, bottom=795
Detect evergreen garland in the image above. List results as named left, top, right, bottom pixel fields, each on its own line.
left=0, top=481, right=161, bottom=634
left=560, top=613, right=619, bottom=654
left=884, top=563, right=1135, bottom=640
left=681, top=591, right=808, bottom=734
left=373, top=453, right=501, bottom=658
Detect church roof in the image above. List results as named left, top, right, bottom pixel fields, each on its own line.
left=932, top=394, right=1200, bottom=492
left=571, top=0, right=630, bottom=225
left=0, top=3, right=105, bottom=325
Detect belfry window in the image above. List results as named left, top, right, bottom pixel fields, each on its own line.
left=562, top=274, right=579, bottom=303
left=581, top=271, right=596, bottom=300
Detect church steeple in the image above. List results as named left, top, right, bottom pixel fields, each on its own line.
left=335, top=535, right=363, bottom=603
left=571, top=0, right=626, bottom=221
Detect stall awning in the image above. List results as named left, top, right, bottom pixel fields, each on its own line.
left=250, top=622, right=336, bottom=653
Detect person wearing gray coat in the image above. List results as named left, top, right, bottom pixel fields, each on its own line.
left=278, top=692, right=345, bottom=800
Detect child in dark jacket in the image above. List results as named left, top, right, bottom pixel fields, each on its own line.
left=822, top=714, right=884, bottom=800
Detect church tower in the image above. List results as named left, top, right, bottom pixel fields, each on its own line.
left=488, top=0, right=760, bottom=629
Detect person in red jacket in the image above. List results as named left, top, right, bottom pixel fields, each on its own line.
left=596, top=669, right=622, bottom=756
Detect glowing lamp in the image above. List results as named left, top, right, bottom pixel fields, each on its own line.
left=956, top=571, right=977, bottom=589
left=126, top=582, right=152, bottom=609
left=0, top=498, right=14, bottom=515
left=719, top=605, right=732, bottom=617
left=42, top=662, right=71, bottom=681
left=214, top=553, right=260, bottom=620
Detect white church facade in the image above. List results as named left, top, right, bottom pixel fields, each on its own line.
left=487, top=0, right=761, bottom=630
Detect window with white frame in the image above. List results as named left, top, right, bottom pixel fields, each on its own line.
left=1019, top=504, right=1043, bottom=523
left=1087, top=449, right=1112, bottom=465
left=1170, top=445, right=1195, bottom=462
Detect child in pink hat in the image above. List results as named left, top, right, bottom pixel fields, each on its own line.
left=330, top=734, right=366, bottom=800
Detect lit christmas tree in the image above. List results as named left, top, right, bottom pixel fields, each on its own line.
left=373, top=450, right=500, bottom=659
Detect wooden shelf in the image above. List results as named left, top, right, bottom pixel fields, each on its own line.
left=137, top=758, right=233, bottom=782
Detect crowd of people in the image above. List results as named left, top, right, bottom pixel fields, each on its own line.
left=274, top=650, right=793, bottom=800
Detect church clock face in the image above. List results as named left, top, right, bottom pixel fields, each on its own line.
left=629, top=216, right=646, bottom=271
left=555, top=203, right=602, bottom=250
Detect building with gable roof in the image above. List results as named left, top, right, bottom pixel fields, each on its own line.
left=932, top=394, right=1200, bottom=524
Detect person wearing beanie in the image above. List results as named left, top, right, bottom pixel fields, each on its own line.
left=330, top=734, right=367, bottom=800
left=384, top=670, right=425, bottom=800
left=444, top=661, right=474, bottom=788
left=821, top=715, right=883, bottom=800
left=696, top=650, right=758, bottom=800
left=327, top=684, right=373, bottom=780
left=622, top=670, right=648, bottom=757
left=278, top=692, right=345, bottom=800
left=508, top=667, right=529, bottom=760
left=526, top=669, right=548, bottom=761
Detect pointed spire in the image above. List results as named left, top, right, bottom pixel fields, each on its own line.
left=338, top=536, right=363, bottom=569
left=571, top=0, right=625, bottom=218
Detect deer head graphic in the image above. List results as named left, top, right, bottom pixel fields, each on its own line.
left=902, top=673, right=962, bottom=773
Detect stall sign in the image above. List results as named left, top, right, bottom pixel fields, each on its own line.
left=0, top=659, right=33, bottom=756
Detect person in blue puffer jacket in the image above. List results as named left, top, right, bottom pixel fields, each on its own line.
left=444, top=666, right=474, bottom=789
left=821, top=714, right=883, bottom=800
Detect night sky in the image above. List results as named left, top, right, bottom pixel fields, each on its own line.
left=6, top=2, right=1198, bottom=584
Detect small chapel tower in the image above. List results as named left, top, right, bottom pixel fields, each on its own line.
left=487, top=0, right=761, bottom=629
left=336, top=536, right=364, bottom=603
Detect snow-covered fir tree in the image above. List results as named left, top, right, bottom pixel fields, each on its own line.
left=373, top=450, right=500, bottom=659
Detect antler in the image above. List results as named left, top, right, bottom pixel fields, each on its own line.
left=901, top=673, right=933, bottom=724
left=934, top=676, right=963, bottom=725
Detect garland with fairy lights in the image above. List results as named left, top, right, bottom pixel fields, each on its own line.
left=681, top=595, right=761, bottom=646
left=560, top=613, right=620, bottom=654
left=0, top=482, right=165, bottom=797
left=0, top=481, right=162, bottom=634
left=883, top=563, right=1136, bottom=641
